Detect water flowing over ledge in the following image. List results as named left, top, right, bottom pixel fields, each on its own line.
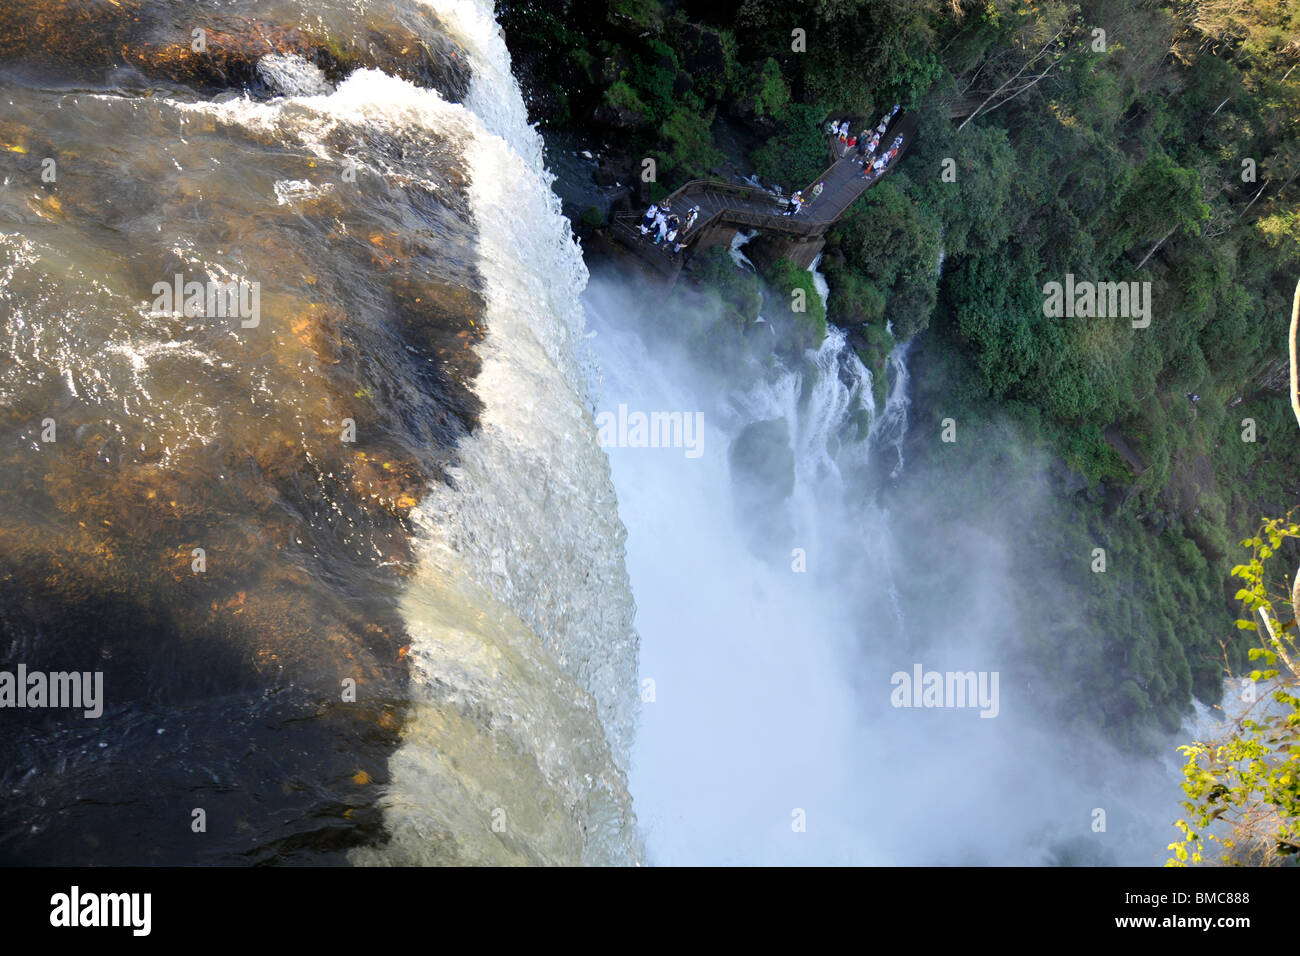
left=0, top=0, right=641, bottom=865
left=355, top=0, right=642, bottom=865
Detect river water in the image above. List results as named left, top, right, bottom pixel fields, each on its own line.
left=0, top=0, right=637, bottom=866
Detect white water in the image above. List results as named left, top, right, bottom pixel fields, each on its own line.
left=356, top=3, right=642, bottom=864
left=876, top=346, right=911, bottom=480
left=156, top=2, right=644, bottom=864
left=224, top=0, right=1195, bottom=866
left=808, top=253, right=829, bottom=312
left=583, top=276, right=1187, bottom=865
left=5, top=0, right=1234, bottom=871
left=585, top=282, right=890, bottom=863
left=408, top=0, right=1217, bottom=867
left=729, top=231, right=757, bottom=272
left=173, top=64, right=641, bottom=862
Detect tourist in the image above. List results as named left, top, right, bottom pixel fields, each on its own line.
left=639, top=202, right=658, bottom=236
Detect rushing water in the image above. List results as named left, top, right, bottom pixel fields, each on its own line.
left=582, top=264, right=1191, bottom=865
left=0, top=0, right=638, bottom=865
left=352, top=0, right=640, bottom=865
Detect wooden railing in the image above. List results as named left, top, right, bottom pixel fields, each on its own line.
left=612, top=112, right=917, bottom=263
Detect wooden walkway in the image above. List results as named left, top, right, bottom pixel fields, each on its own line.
left=612, top=112, right=918, bottom=278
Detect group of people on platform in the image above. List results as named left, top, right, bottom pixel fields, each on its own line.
left=828, top=103, right=903, bottom=178
left=634, top=104, right=904, bottom=243
left=638, top=201, right=700, bottom=253
left=864, top=133, right=904, bottom=177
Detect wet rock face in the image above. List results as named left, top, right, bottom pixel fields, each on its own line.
left=592, top=100, right=652, bottom=132
left=0, top=0, right=470, bottom=100
left=0, top=6, right=485, bottom=864
left=677, top=23, right=728, bottom=81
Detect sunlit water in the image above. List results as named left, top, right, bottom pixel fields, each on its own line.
left=0, top=0, right=637, bottom=865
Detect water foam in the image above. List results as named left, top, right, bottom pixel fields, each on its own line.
left=351, top=2, right=642, bottom=864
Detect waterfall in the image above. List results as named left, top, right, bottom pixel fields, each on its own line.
left=729, top=231, right=758, bottom=272
left=353, top=0, right=642, bottom=865
left=583, top=268, right=1185, bottom=865
left=873, top=343, right=912, bottom=480
left=584, top=277, right=901, bottom=863
left=0, top=0, right=640, bottom=866
left=808, top=253, right=830, bottom=312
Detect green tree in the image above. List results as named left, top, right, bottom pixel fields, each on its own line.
left=1169, top=285, right=1300, bottom=866
left=1169, top=516, right=1300, bottom=865
left=760, top=257, right=827, bottom=353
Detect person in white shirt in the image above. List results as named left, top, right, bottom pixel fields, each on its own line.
left=639, top=203, right=658, bottom=235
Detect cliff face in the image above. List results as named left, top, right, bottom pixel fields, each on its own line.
left=1255, top=356, right=1291, bottom=395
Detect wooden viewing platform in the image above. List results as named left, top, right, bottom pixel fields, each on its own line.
left=612, top=113, right=918, bottom=283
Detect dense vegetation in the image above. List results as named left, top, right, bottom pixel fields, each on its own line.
left=1170, top=512, right=1300, bottom=865
left=500, top=0, right=1300, bottom=754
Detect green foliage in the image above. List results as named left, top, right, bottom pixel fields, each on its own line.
left=503, top=0, right=1300, bottom=758
left=1111, top=152, right=1211, bottom=257
left=1258, top=209, right=1300, bottom=264
left=823, top=178, right=942, bottom=339
left=677, top=23, right=738, bottom=102
left=686, top=247, right=762, bottom=328
left=751, top=57, right=791, bottom=119
left=1169, top=516, right=1300, bottom=866
left=733, top=0, right=943, bottom=107
left=1049, top=422, right=1129, bottom=485
left=760, top=257, right=827, bottom=353
left=658, top=106, right=723, bottom=179
left=628, top=39, right=679, bottom=123
left=607, top=0, right=665, bottom=32
left=943, top=252, right=1044, bottom=400
left=750, top=103, right=828, bottom=188
left=853, top=319, right=894, bottom=410
left=823, top=262, right=886, bottom=327
left=603, top=80, right=650, bottom=120
left=912, top=124, right=1016, bottom=259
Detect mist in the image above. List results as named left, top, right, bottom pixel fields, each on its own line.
left=581, top=263, right=1187, bottom=866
